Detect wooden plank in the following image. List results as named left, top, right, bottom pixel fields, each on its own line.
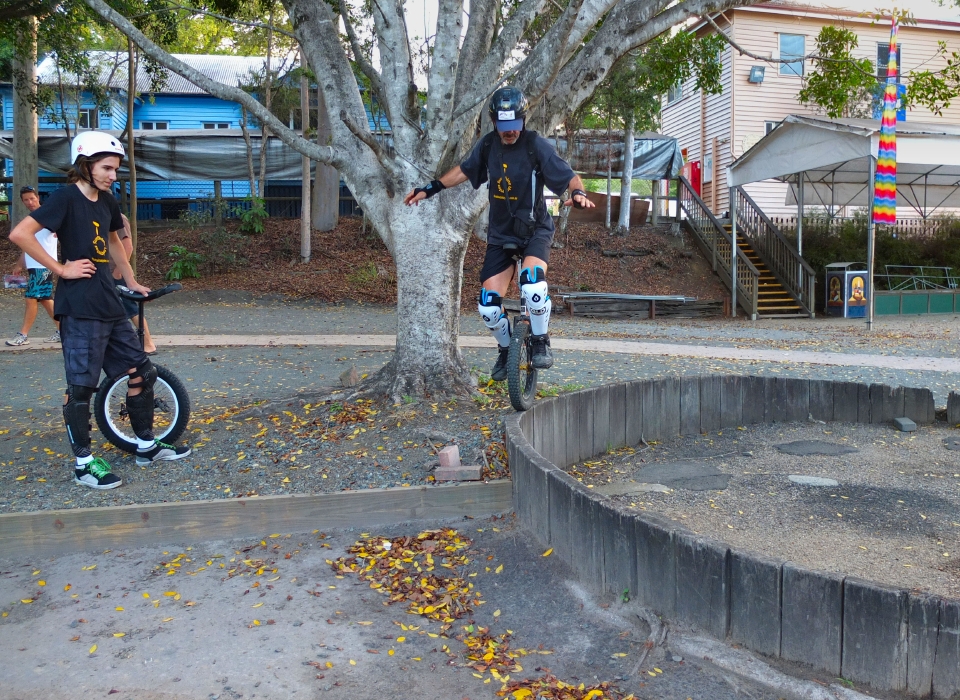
left=641, top=380, right=662, bottom=442
left=608, top=381, right=628, bottom=449
left=720, top=375, right=743, bottom=429
left=0, top=481, right=514, bottom=559
left=680, top=375, right=701, bottom=436
left=662, top=377, right=681, bottom=438
left=700, top=375, right=722, bottom=433
left=624, top=380, right=644, bottom=447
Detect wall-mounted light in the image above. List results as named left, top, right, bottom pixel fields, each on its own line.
left=748, top=66, right=765, bottom=83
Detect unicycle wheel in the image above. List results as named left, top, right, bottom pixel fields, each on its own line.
left=506, top=319, right=538, bottom=411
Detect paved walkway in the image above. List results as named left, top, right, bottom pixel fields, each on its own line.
left=5, top=331, right=960, bottom=374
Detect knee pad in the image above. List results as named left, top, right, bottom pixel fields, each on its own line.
left=520, top=266, right=551, bottom=335
left=126, top=360, right=157, bottom=440
left=478, top=288, right=511, bottom=347
left=63, top=384, right=94, bottom=458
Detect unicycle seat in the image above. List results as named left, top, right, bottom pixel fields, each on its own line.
left=116, top=282, right=182, bottom=302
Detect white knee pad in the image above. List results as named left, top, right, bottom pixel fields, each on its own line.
left=478, top=288, right=511, bottom=347
left=520, top=266, right=551, bottom=336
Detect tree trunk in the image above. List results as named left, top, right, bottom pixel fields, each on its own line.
left=312, top=82, right=339, bottom=231
left=257, top=5, right=275, bottom=200
left=358, top=202, right=477, bottom=402
left=12, top=17, right=38, bottom=226
left=605, top=116, right=612, bottom=230
left=615, top=113, right=635, bottom=236
left=299, top=49, right=311, bottom=263
left=240, top=107, right=257, bottom=197
left=126, top=39, right=138, bottom=273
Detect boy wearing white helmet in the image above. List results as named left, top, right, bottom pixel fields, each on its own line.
left=8, top=131, right=191, bottom=489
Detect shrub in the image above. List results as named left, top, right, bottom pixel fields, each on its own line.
left=165, top=245, right=204, bottom=280
left=236, top=197, right=268, bottom=235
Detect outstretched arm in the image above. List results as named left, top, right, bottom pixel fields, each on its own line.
left=403, top=166, right=470, bottom=206
left=562, top=175, right=594, bottom=209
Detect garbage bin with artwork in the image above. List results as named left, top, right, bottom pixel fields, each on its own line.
left=825, top=262, right=869, bottom=318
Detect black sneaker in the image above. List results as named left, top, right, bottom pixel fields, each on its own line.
left=530, top=334, right=554, bottom=369
left=136, top=439, right=192, bottom=466
left=490, top=345, right=510, bottom=382
left=74, top=457, right=122, bottom=490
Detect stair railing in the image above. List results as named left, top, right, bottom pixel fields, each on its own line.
left=734, top=187, right=816, bottom=318
left=677, top=176, right=759, bottom=319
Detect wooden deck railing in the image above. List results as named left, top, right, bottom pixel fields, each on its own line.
left=678, top=176, right=759, bottom=319
left=734, top=187, right=816, bottom=318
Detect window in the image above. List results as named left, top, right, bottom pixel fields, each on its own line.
left=779, top=34, right=805, bottom=76
left=667, top=83, right=683, bottom=104
left=203, top=122, right=231, bottom=129
left=78, top=108, right=99, bottom=129
left=765, top=120, right=782, bottom=135
left=877, top=43, right=902, bottom=82
left=140, top=121, right=169, bottom=130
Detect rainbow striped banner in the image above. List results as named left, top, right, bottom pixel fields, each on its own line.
left=873, top=16, right=898, bottom=225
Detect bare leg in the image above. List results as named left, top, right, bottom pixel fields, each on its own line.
left=132, top=316, right=156, bottom=353
left=39, top=299, right=58, bottom=330
left=18, top=299, right=39, bottom=336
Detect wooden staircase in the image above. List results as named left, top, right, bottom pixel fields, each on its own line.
left=724, top=223, right=806, bottom=318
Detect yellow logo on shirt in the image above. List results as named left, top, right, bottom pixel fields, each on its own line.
left=91, top=220, right=108, bottom=263
left=495, top=163, right=518, bottom=202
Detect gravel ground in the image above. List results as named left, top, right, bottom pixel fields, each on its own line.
left=566, top=420, right=960, bottom=599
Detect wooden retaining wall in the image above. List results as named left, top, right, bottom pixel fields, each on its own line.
left=505, top=376, right=960, bottom=698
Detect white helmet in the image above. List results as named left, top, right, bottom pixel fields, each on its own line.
left=71, top=131, right=125, bottom=165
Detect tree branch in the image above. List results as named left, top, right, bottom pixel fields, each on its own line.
left=82, top=0, right=346, bottom=169
left=701, top=13, right=879, bottom=79
left=370, top=0, right=418, bottom=152
left=423, top=0, right=464, bottom=150
left=128, top=3, right=298, bottom=40
left=454, top=0, right=495, bottom=106
left=338, top=0, right=384, bottom=102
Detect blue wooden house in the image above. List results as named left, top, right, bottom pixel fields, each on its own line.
left=1, top=52, right=389, bottom=218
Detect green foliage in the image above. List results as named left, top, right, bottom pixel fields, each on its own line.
left=347, top=260, right=379, bottom=285
left=165, top=244, right=204, bottom=280
left=588, top=32, right=725, bottom=133
left=794, top=212, right=960, bottom=291
left=236, top=197, right=268, bottom=235
left=199, top=226, right=249, bottom=273
left=797, top=26, right=878, bottom=118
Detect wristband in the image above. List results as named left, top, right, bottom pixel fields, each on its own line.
left=572, top=188, right=587, bottom=209
left=414, top=179, right=446, bottom=199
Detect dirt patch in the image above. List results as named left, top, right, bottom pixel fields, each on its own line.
left=1, top=218, right=726, bottom=311
left=566, top=420, right=960, bottom=599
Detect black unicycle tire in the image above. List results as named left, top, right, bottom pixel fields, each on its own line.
left=506, top=319, right=538, bottom=412
left=94, top=364, right=191, bottom=454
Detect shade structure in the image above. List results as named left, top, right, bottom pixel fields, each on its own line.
left=727, top=115, right=960, bottom=216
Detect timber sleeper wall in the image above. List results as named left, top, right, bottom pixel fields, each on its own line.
left=505, top=375, right=960, bottom=698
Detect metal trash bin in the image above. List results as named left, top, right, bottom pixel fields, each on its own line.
left=825, top=262, right=869, bottom=318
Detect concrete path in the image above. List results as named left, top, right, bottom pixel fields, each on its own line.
left=6, top=331, right=960, bottom=374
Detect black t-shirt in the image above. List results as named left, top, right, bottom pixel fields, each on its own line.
left=460, top=130, right=576, bottom=246
left=31, top=184, right=127, bottom=321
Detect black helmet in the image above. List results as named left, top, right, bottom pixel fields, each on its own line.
left=488, top=87, right=527, bottom=131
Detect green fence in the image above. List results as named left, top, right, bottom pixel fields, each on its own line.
left=875, top=291, right=960, bottom=315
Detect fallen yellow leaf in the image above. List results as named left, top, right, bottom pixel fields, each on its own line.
left=162, top=617, right=174, bottom=622
left=495, top=564, right=503, bottom=574
left=252, top=603, right=263, bottom=608
left=113, top=632, right=125, bottom=638
left=89, top=644, right=97, bottom=654
left=542, top=548, right=553, bottom=557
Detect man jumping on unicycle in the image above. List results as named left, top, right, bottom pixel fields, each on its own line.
left=404, top=87, right=594, bottom=381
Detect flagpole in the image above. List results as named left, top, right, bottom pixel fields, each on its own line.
left=870, top=14, right=899, bottom=331
left=867, top=155, right=876, bottom=331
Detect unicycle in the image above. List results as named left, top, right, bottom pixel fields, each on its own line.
left=93, top=283, right=191, bottom=454
left=503, top=244, right=538, bottom=412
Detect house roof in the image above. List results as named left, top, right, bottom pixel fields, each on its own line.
left=35, top=51, right=297, bottom=95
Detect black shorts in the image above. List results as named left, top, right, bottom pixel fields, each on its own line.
left=479, top=235, right=552, bottom=283
left=113, top=277, right=139, bottom=318
left=61, top=316, right=147, bottom=388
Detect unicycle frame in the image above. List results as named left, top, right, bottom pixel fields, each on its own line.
left=504, top=245, right=538, bottom=411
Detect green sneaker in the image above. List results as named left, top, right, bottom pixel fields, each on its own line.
left=136, top=439, right=192, bottom=465
left=74, top=457, right=122, bottom=489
